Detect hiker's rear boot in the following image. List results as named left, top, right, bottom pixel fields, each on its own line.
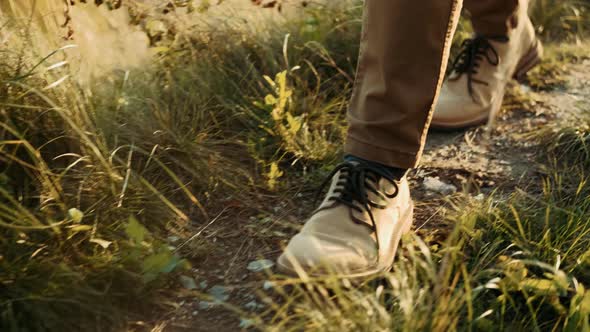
left=432, top=4, right=543, bottom=129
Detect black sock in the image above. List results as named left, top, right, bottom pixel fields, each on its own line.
left=344, top=155, right=408, bottom=180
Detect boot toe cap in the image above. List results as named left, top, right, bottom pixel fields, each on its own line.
left=277, top=232, right=376, bottom=276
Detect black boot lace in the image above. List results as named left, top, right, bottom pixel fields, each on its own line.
left=449, top=35, right=509, bottom=100
left=314, top=161, right=400, bottom=250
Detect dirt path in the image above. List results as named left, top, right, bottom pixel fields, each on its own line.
left=159, top=59, right=590, bottom=332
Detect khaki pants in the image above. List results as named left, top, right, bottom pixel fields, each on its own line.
left=345, top=0, right=522, bottom=168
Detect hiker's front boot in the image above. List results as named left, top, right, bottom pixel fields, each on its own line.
left=277, top=161, right=414, bottom=278
left=432, top=5, right=543, bottom=129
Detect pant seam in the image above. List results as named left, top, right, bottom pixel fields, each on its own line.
left=414, top=0, right=463, bottom=166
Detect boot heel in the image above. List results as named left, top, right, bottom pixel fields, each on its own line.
left=513, top=39, right=544, bottom=81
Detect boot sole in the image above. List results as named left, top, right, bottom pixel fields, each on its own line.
left=431, top=39, right=544, bottom=130
left=276, top=202, right=415, bottom=279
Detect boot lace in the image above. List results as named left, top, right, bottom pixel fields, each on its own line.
left=314, top=161, right=399, bottom=250
left=449, top=35, right=509, bottom=100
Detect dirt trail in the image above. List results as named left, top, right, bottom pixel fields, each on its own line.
left=161, top=59, right=590, bottom=331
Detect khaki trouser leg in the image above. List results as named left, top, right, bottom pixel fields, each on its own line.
left=345, top=0, right=463, bottom=169
left=465, top=0, right=522, bottom=36
left=344, top=0, right=525, bottom=169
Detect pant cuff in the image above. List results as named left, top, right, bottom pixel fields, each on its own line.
left=344, top=135, right=419, bottom=169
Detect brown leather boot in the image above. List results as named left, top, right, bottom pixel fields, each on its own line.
left=432, top=8, right=543, bottom=129
left=277, top=161, right=414, bottom=278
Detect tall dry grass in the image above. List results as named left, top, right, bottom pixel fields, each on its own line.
left=1, top=0, right=589, bottom=330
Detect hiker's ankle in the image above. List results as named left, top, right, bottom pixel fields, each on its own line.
left=344, top=154, right=408, bottom=180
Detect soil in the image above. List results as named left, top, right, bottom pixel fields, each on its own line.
left=153, top=59, right=590, bottom=332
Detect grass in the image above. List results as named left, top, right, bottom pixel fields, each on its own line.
left=0, top=26, right=194, bottom=331
left=530, top=0, right=590, bottom=40
left=260, top=74, right=590, bottom=331
left=1, top=0, right=590, bottom=330
left=263, top=163, right=590, bottom=331
left=1, top=2, right=358, bottom=330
